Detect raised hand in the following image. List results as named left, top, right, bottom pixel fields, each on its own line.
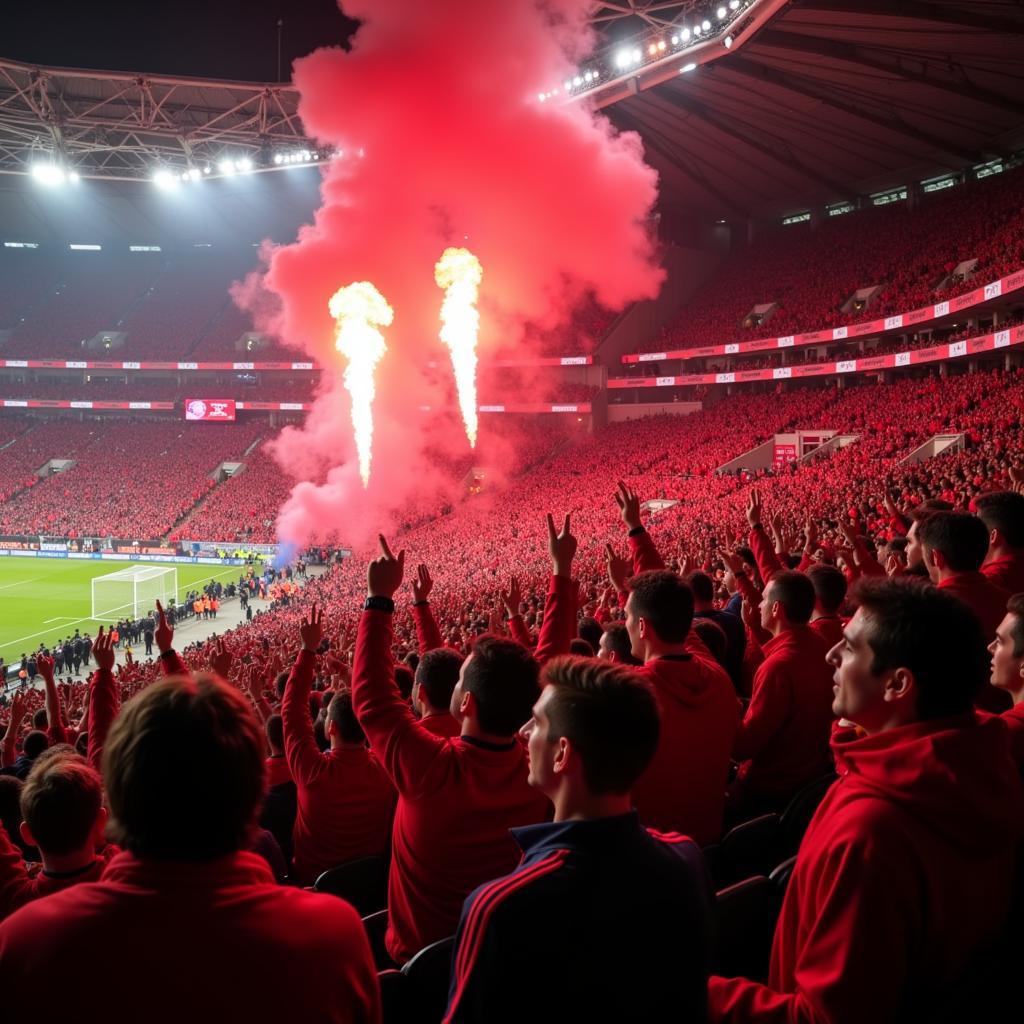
left=614, top=481, right=642, bottom=531
left=804, top=518, right=819, bottom=554
left=605, top=542, right=632, bottom=595
left=154, top=600, right=174, bottom=654
left=210, top=637, right=233, bottom=678
left=93, top=627, right=116, bottom=672
left=411, top=564, right=434, bottom=603
left=885, top=553, right=905, bottom=577
left=368, top=535, right=405, bottom=599
left=300, top=603, right=324, bottom=652
left=547, top=513, right=577, bottom=578
left=500, top=576, right=523, bottom=617
left=37, top=652, right=55, bottom=681
left=746, top=489, right=762, bottom=528
left=718, top=546, right=745, bottom=575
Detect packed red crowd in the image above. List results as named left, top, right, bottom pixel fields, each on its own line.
left=648, top=165, right=1024, bottom=354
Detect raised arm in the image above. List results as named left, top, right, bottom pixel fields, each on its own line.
left=281, top=606, right=328, bottom=787
left=351, top=536, right=446, bottom=797
left=746, top=490, right=786, bottom=585
left=533, top=514, right=578, bottom=665
left=616, top=481, right=666, bottom=573
left=87, top=628, right=119, bottom=773
left=37, top=654, right=67, bottom=746
left=154, top=600, right=190, bottom=678
left=500, top=577, right=533, bottom=648
left=0, top=825, right=35, bottom=923
left=1, top=692, right=27, bottom=769
left=410, top=564, right=444, bottom=654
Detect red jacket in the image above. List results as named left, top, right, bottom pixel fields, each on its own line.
left=0, top=828, right=116, bottom=922
left=982, top=552, right=1024, bottom=595
left=282, top=650, right=396, bottom=886
left=710, top=714, right=1024, bottom=1023
left=0, top=850, right=381, bottom=1024
left=809, top=616, right=844, bottom=651
left=1001, top=702, right=1024, bottom=768
left=734, top=625, right=835, bottom=800
left=420, top=712, right=461, bottom=738
left=634, top=654, right=737, bottom=845
left=352, top=585, right=563, bottom=963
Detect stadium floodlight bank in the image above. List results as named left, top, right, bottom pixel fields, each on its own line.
left=91, top=566, right=177, bottom=620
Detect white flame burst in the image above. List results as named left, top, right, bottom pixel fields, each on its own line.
left=434, top=247, right=482, bottom=449
left=328, top=281, right=393, bottom=487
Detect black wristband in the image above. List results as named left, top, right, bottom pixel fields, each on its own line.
left=412, top=600, right=429, bottom=607
left=364, top=596, right=396, bottom=613
left=735, top=570, right=748, bottom=579
left=159, top=648, right=177, bottom=661
left=627, top=525, right=646, bottom=538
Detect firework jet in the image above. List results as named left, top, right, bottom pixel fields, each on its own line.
left=434, top=247, right=482, bottom=448
left=244, top=0, right=664, bottom=546
left=327, top=282, right=393, bottom=487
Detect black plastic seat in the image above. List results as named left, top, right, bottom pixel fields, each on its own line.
left=778, top=773, right=836, bottom=855
left=712, top=875, right=780, bottom=983
left=378, top=969, right=409, bottom=1024
left=769, top=854, right=798, bottom=895
left=313, top=854, right=388, bottom=916
left=717, top=812, right=780, bottom=886
left=401, top=935, right=456, bottom=1024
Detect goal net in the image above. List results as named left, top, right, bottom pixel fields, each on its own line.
left=91, top=566, right=178, bottom=621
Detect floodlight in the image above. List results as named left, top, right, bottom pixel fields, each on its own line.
left=273, top=153, right=283, bottom=164
left=188, top=167, right=202, bottom=181
left=68, top=170, right=80, bottom=184
left=671, top=35, right=679, bottom=45
left=153, top=170, right=177, bottom=189
left=681, top=63, right=697, bottom=73
left=31, top=163, right=65, bottom=186
left=730, top=1, right=741, bottom=10
left=681, top=27, right=691, bottom=40
left=219, top=159, right=236, bottom=175
left=718, top=6, right=727, bottom=18
left=702, top=19, right=711, bottom=30
left=615, top=50, right=629, bottom=68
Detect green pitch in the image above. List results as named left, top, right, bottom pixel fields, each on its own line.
left=0, top=558, right=243, bottom=664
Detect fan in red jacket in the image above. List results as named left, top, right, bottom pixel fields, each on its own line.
left=605, top=482, right=738, bottom=845
left=991, top=593, right=1024, bottom=766
left=976, top=490, right=1024, bottom=594
left=731, top=571, right=836, bottom=815
left=351, top=520, right=573, bottom=964
left=0, top=658, right=380, bottom=1024
left=920, top=511, right=1011, bottom=711
left=282, top=635, right=396, bottom=886
left=710, top=577, right=1024, bottom=1024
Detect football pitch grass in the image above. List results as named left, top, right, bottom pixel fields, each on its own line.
left=0, top=558, right=243, bottom=664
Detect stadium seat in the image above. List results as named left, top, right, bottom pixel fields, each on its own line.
left=769, top=855, right=798, bottom=895
left=711, top=875, right=780, bottom=983
left=401, top=935, right=456, bottom=1024
left=313, top=854, right=388, bottom=916
left=361, top=909, right=392, bottom=970
left=778, top=773, right=836, bottom=853
left=717, top=813, right=781, bottom=887
left=378, top=969, right=410, bottom=1024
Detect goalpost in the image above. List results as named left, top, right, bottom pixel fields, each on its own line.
left=91, top=566, right=178, bottom=621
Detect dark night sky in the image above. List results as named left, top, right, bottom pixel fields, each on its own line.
left=3, top=0, right=360, bottom=82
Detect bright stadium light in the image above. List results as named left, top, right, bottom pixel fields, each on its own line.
left=273, top=153, right=283, bottom=164
left=724, top=34, right=734, bottom=47
left=632, top=47, right=641, bottom=63
left=219, top=158, right=236, bottom=175
left=692, top=23, right=702, bottom=36
left=236, top=157, right=253, bottom=173
left=31, top=163, right=66, bottom=186
left=681, top=62, right=697, bottom=73
left=188, top=167, right=202, bottom=181
left=68, top=170, right=80, bottom=184
left=615, top=50, right=629, bottom=68
left=702, top=19, right=711, bottom=30
left=681, top=27, right=691, bottom=40
left=730, top=0, right=741, bottom=9
left=718, top=6, right=727, bottom=18
left=153, top=169, right=178, bottom=189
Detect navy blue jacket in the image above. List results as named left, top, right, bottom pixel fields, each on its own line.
left=444, top=812, right=712, bottom=1023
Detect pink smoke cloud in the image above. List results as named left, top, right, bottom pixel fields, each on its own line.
left=255, top=0, right=663, bottom=546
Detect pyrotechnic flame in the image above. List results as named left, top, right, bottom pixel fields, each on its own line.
left=434, top=247, right=482, bottom=449
left=327, top=281, right=393, bottom=487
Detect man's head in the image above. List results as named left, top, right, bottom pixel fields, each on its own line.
left=577, top=616, right=604, bottom=655
left=265, top=713, right=284, bottom=756
left=597, top=623, right=642, bottom=666
left=759, top=571, right=815, bottom=635
left=414, top=648, right=463, bottom=717
left=624, top=571, right=694, bottom=661
left=806, top=564, right=848, bottom=616
left=20, top=751, right=106, bottom=857
left=450, top=635, right=539, bottom=738
left=22, top=731, right=49, bottom=762
left=32, top=709, right=47, bottom=731
left=394, top=665, right=415, bottom=703
left=692, top=619, right=728, bottom=670
left=685, top=571, right=715, bottom=610
left=522, top=657, right=660, bottom=805
left=906, top=500, right=954, bottom=569
left=103, top=674, right=265, bottom=861
left=974, top=491, right=1024, bottom=556
left=327, top=691, right=366, bottom=747
left=919, top=511, right=990, bottom=581
left=989, top=594, right=1024, bottom=696
left=828, top=578, right=988, bottom=732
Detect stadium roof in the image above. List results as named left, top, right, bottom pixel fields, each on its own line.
left=601, top=0, right=1024, bottom=219
left=3, top=0, right=1024, bottom=220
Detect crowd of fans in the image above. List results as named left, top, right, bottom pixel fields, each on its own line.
left=0, top=374, right=318, bottom=404
left=647, top=165, right=1024, bottom=354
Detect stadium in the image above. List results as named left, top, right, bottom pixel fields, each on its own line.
left=1, top=0, right=1023, bottom=1019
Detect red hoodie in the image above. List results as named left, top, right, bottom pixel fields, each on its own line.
left=734, top=625, right=836, bottom=801
left=0, top=850, right=380, bottom=1024
left=982, top=552, right=1024, bottom=595
left=634, top=654, right=737, bottom=846
left=351, top=580, right=568, bottom=964
left=282, top=649, right=396, bottom=886
left=710, top=714, right=1024, bottom=1023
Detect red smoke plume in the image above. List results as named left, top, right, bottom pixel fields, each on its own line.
left=254, top=0, right=663, bottom=546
